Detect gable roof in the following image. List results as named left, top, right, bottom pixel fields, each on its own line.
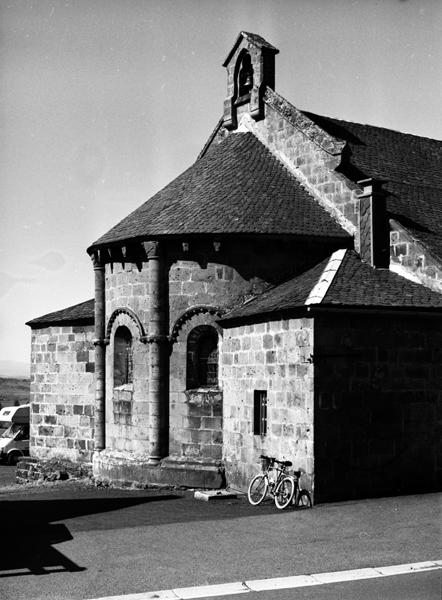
left=220, top=249, right=442, bottom=323
left=223, top=31, right=279, bottom=66
left=303, top=112, right=442, bottom=259
left=89, top=132, right=349, bottom=250
left=26, top=299, right=95, bottom=328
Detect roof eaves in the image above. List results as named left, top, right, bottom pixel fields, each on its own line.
left=218, top=305, right=309, bottom=328
left=26, top=316, right=95, bottom=329
left=305, top=304, right=442, bottom=316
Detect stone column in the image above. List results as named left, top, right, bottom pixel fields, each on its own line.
left=91, top=250, right=106, bottom=451
left=144, top=241, right=168, bottom=463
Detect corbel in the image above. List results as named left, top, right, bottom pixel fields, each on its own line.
left=107, top=247, right=114, bottom=273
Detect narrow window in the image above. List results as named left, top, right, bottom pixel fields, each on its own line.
left=197, top=333, right=218, bottom=386
left=187, top=325, right=219, bottom=389
left=238, top=52, right=254, bottom=98
left=253, top=390, right=267, bottom=436
left=114, top=326, right=133, bottom=387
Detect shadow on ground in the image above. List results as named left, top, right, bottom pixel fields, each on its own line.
left=0, top=494, right=179, bottom=577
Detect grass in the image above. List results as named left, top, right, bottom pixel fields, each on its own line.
left=0, top=377, right=30, bottom=409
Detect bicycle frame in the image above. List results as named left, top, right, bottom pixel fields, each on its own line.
left=264, top=461, right=287, bottom=495
left=248, top=455, right=311, bottom=509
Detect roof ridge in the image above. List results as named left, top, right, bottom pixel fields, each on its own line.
left=302, top=110, right=442, bottom=144
left=305, top=249, right=347, bottom=305
left=197, top=117, right=225, bottom=161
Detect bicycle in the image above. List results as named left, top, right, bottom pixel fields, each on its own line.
left=247, top=454, right=312, bottom=510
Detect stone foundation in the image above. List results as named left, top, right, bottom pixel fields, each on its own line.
left=16, top=457, right=93, bottom=484
left=93, top=450, right=225, bottom=489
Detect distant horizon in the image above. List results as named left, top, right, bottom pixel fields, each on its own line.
left=0, top=360, right=31, bottom=379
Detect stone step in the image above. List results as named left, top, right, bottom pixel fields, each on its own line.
left=194, top=489, right=238, bottom=501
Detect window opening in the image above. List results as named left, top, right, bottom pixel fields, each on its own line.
left=114, top=326, right=133, bottom=387
left=187, top=325, right=219, bottom=388
left=197, top=334, right=218, bottom=386
left=253, top=390, right=267, bottom=436
left=238, top=52, right=254, bottom=98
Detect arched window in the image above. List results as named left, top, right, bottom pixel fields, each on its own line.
left=187, top=325, right=219, bottom=389
left=114, top=326, right=133, bottom=387
left=237, top=52, right=254, bottom=98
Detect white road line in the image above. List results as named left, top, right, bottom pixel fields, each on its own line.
left=86, top=560, right=442, bottom=600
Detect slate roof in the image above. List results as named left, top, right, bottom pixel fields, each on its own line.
left=303, top=112, right=442, bottom=258
left=26, top=299, right=95, bottom=328
left=89, top=133, right=349, bottom=250
left=221, top=250, right=442, bottom=322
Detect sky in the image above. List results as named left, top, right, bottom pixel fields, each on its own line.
left=1, top=0, right=441, bottom=374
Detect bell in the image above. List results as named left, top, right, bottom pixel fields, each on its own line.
left=244, top=71, right=253, bottom=89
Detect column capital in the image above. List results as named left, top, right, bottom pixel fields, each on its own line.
left=142, top=240, right=161, bottom=260
left=90, top=250, right=105, bottom=270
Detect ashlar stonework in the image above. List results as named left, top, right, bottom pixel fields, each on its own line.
left=30, top=324, right=95, bottom=461
left=26, top=31, right=442, bottom=502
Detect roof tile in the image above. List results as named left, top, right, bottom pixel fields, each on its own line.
left=303, top=112, right=442, bottom=259
left=90, top=133, right=349, bottom=249
left=26, top=299, right=95, bottom=328
left=221, top=250, right=442, bottom=322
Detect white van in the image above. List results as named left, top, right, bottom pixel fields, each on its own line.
left=0, top=404, right=30, bottom=465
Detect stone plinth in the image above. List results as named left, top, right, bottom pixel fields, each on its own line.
left=93, top=450, right=225, bottom=489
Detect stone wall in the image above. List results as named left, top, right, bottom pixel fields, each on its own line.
left=106, top=261, right=151, bottom=324
left=221, top=318, right=314, bottom=493
left=314, top=313, right=442, bottom=502
left=390, top=222, right=442, bottom=293
left=105, top=241, right=331, bottom=461
left=168, top=239, right=332, bottom=328
left=29, top=324, right=95, bottom=461
left=234, top=94, right=360, bottom=241
left=103, top=297, right=151, bottom=455
left=181, top=389, right=223, bottom=459
left=229, top=94, right=442, bottom=296
left=169, top=309, right=223, bottom=461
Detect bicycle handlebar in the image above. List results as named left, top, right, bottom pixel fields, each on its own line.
left=259, top=455, right=293, bottom=468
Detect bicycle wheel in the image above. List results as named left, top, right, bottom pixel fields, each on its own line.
left=247, top=474, right=268, bottom=505
left=296, top=490, right=312, bottom=509
left=274, top=476, right=295, bottom=509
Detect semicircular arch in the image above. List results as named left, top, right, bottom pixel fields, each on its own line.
left=170, top=305, right=225, bottom=345
left=105, top=307, right=147, bottom=343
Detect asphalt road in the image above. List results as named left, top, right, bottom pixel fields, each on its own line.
left=0, top=478, right=440, bottom=600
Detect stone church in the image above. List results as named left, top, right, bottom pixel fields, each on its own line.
left=27, top=33, right=442, bottom=502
